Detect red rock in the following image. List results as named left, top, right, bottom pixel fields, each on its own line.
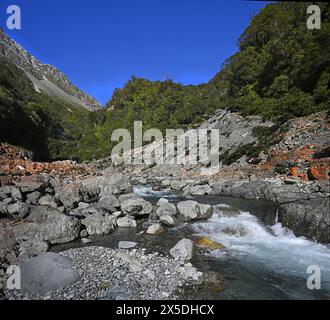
left=308, top=165, right=330, bottom=181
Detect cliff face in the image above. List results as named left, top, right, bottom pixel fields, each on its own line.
left=0, top=29, right=101, bottom=111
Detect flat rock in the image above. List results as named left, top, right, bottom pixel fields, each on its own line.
left=20, top=253, right=80, bottom=296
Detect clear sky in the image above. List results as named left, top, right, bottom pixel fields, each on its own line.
left=1, top=0, right=268, bottom=105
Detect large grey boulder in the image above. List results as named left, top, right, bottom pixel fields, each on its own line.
left=278, top=197, right=330, bottom=243
left=170, top=239, right=193, bottom=261
left=97, top=195, right=120, bottom=213
left=20, top=253, right=80, bottom=296
left=12, top=206, right=81, bottom=245
left=56, top=184, right=82, bottom=209
left=82, top=214, right=117, bottom=236
left=80, top=174, right=133, bottom=198
left=177, top=201, right=213, bottom=222
left=121, top=198, right=153, bottom=217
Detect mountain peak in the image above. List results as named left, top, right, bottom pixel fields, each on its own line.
left=0, top=29, right=102, bottom=111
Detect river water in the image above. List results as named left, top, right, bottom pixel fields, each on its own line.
left=54, top=185, right=330, bottom=300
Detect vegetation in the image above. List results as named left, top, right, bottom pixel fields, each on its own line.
left=0, top=2, right=329, bottom=161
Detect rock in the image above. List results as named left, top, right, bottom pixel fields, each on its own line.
left=26, top=191, right=41, bottom=205
left=156, top=201, right=177, bottom=218
left=20, top=253, right=80, bottom=296
left=117, top=216, right=137, bottom=228
left=157, top=198, right=169, bottom=206
left=97, top=195, right=120, bottom=213
left=82, top=174, right=132, bottom=197
left=80, top=230, right=89, bottom=238
left=18, top=240, right=49, bottom=262
left=194, top=237, right=225, bottom=250
left=56, top=184, right=82, bottom=209
left=177, top=201, right=199, bottom=221
left=160, top=215, right=177, bottom=227
left=203, top=271, right=225, bottom=292
left=17, top=176, right=44, bottom=193
left=121, top=198, right=153, bottom=217
left=81, top=205, right=106, bottom=217
left=83, top=214, right=117, bottom=236
left=0, top=202, right=8, bottom=216
left=112, top=211, right=123, bottom=218
left=215, top=206, right=241, bottom=217
left=189, top=185, right=212, bottom=196
left=81, top=238, right=92, bottom=244
left=14, top=206, right=81, bottom=245
left=177, top=201, right=213, bottom=222
left=10, top=186, right=23, bottom=201
left=147, top=223, right=165, bottom=235
left=118, top=193, right=141, bottom=204
left=7, top=202, right=31, bottom=219
left=170, top=181, right=186, bottom=191
left=78, top=202, right=90, bottom=210
left=308, top=165, right=330, bottom=181
left=118, top=241, right=138, bottom=250
left=161, top=180, right=171, bottom=187
left=38, top=195, right=58, bottom=208
left=278, top=197, right=330, bottom=243
left=197, top=203, right=214, bottom=220
left=170, top=239, right=193, bottom=262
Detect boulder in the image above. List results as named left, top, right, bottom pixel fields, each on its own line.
left=7, top=202, right=31, bottom=219
left=159, top=215, right=177, bottom=227
left=118, top=193, right=141, bottom=204
left=56, top=184, right=82, bottom=209
left=189, top=185, right=212, bottom=196
left=147, top=223, right=165, bottom=235
left=97, top=195, right=120, bottom=213
left=38, top=195, right=58, bottom=208
left=177, top=201, right=214, bottom=222
left=117, top=216, right=137, bottom=228
left=12, top=206, right=81, bottom=245
left=170, top=239, right=193, bottom=261
left=278, top=197, right=330, bottom=243
left=170, top=181, right=186, bottom=191
left=18, top=240, right=50, bottom=263
left=81, top=174, right=133, bottom=198
left=118, top=241, right=138, bottom=250
left=194, top=237, right=225, bottom=250
left=156, top=200, right=177, bottom=218
left=121, top=198, right=153, bottom=217
left=26, top=191, right=41, bottom=205
left=20, top=253, right=80, bottom=296
left=82, top=214, right=116, bottom=236
left=17, top=176, right=44, bottom=193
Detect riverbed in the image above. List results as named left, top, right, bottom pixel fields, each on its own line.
left=53, top=186, right=330, bottom=300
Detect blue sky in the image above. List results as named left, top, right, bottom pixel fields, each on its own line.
left=1, top=0, right=268, bottom=104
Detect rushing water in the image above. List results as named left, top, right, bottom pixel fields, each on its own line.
left=54, top=185, right=330, bottom=300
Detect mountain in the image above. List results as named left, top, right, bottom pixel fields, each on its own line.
left=0, top=2, right=329, bottom=163
left=0, top=29, right=101, bottom=111
left=0, top=29, right=104, bottom=161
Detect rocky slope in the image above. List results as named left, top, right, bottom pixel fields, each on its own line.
left=0, top=28, right=101, bottom=111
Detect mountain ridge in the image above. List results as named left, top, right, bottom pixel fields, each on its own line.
left=0, top=28, right=102, bottom=111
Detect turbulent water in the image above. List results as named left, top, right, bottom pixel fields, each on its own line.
left=54, top=185, right=330, bottom=300
left=133, top=186, right=330, bottom=300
